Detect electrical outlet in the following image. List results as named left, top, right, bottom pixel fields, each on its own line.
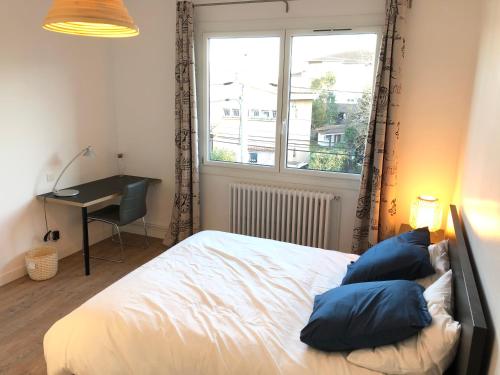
left=43, top=230, right=60, bottom=242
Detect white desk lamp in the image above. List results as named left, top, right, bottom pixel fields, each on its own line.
left=52, top=146, right=95, bottom=197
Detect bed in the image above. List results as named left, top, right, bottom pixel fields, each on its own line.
left=44, top=206, right=488, bottom=375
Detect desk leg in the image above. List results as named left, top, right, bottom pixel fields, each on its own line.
left=81, top=207, right=90, bottom=276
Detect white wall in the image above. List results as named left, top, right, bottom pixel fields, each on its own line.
left=110, top=0, right=385, bottom=248
left=111, top=0, right=177, bottom=238
left=397, top=0, right=482, bottom=230
left=0, top=1, right=118, bottom=285
left=194, top=0, right=384, bottom=22
left=194, top=0, right=482, bottom=251
left=110, top=0, right=484, bottom=252
left=455, top=0, right=500, bottom=372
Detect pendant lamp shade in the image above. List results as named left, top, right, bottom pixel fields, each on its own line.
left=43, top=0, right=139, bottom=38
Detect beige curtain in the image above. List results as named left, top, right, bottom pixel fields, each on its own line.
left=164, top=1, right=200, bottom=247
left=352, top=0, right=408, bottom=254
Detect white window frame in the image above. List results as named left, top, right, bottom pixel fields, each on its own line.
left=199, top=26, right=382, bottom=180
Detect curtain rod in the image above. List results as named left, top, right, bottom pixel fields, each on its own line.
left=193, top=0, right=412, bottom=14
left=194, top=0, right=292, bottom=13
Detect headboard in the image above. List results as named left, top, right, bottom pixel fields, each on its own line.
left=447, top=205, right=488, bottom=375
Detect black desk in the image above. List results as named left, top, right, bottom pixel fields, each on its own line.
left=38, top=175, right=161, bottom=275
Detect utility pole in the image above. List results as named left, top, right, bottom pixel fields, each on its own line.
left=239, top=82, right=248, bottom=163
left=225, top=81, right=248, bottom=163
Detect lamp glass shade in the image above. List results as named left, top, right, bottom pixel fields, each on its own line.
left=409, top=195, right=442, bottom=232
left=43, top=0, right=139, bottom=38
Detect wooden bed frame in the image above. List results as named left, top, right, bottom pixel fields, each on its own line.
left=447, top=205, right=488, bottom=375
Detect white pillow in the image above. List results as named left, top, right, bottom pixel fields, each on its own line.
left=424, top=269, right=453, bottom=315
left=429, top=240, right=450, bottom=275
left=417, top=240, right=450, bottom=288
left=347, top=271, right=460, bottom=375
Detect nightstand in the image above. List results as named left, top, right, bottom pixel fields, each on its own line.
left=399, top=224, right=445, bottom=244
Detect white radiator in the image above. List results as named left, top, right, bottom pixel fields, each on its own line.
left=229, top=183, right=341, bottom=249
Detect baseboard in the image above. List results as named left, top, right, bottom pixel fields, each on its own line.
left=0, top=265, right=27, bottom=286
left=122, top=221, right=168, bottom=240
left=0, top=224, right=165, bottom=287
left=0, top=227, right=110, bottom=287
left=0, top=248, right=81, bottom=287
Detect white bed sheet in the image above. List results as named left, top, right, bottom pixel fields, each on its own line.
left=44, top=230, right=381, bottom=375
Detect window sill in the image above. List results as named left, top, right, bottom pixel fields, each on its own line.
left=200, top=163, right=362, bottom=191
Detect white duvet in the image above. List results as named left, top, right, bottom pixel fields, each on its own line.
left=44, top=230, right=381, bottom=375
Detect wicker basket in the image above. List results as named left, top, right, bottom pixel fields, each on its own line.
left=25, top=246, right=58, bottom=281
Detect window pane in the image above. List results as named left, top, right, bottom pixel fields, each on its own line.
left=286, top=34, right=378, bottom=174
left=208, top=37, right=281, bottom=166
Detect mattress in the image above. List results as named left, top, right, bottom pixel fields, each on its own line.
left=44, top=230, right=381, bottom=375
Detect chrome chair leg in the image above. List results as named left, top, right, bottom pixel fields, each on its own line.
left=142, top=217, right=149, bottom=249
left=111, top=225, right=121, bottom=244
left=89, top=222, right=125, bottom=263
left=115, top=224, right=125, bottom=261
left=110, top=218, right=149, bottom=248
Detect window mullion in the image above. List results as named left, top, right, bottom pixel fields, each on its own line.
left=277, top=29, right=291, bottom=173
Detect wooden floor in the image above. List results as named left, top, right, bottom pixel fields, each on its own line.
left=0, top=233, right=166, bottom=375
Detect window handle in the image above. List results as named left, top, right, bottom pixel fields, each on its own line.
left=281, top=119, right=288, bottom=136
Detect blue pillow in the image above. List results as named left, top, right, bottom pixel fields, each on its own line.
left=341, top=227, right=434, bottom=285
left=398, top=226, right=431, bottom=246
left=300, top=280, right=432, bottom=352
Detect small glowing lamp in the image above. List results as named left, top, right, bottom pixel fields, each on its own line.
left=43, top=0, right=139, bottom=38
left=409, top=195, right=442, bottom=232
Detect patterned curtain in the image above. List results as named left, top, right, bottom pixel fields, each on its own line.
left=164, top=1, right=200, bottom=247
left=352, top=0, right=408, bottom=254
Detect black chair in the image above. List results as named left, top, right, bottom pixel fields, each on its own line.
left=88, top=180, right=149, bottom=262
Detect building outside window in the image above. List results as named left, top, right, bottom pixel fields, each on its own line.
left=206, top=31, right=378, bottom=174
left=250, top=109, right=260, bottom=119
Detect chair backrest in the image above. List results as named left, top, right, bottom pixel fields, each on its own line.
left=119, top=180, right=149, bottom=225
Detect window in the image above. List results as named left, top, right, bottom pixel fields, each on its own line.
left=249, top=152, right=258, bottom=163
left=204, top=31, right=378, bottom=174
left=285, top=33, right=378, bottom=174
left=249, top=109, right=261, bottom=119
left=207, top=36, right=280, bottom=166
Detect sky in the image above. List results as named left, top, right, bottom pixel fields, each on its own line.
left=209, top=33, right=378, bottom=113
left=209, top=33, right=377, bottom=88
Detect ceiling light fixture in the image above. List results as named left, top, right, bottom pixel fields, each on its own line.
left=43, top=0, right=139, bottom=38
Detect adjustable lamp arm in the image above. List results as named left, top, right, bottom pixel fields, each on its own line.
left=52, top=146, right=92, bottom=194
